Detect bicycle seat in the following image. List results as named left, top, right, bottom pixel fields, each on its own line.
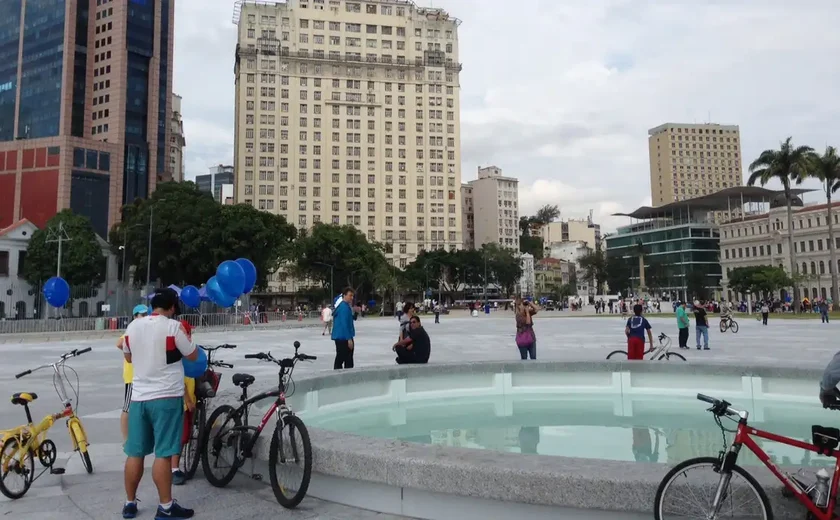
left=11, top=392, right=37, bottom=405
left=232, top=373, right=256, bottom=388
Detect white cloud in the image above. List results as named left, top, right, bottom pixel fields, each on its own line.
left=174, top=0, right=840, bottom=226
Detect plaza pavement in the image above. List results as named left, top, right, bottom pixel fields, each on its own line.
left=0, top=310, right=834, bottom=518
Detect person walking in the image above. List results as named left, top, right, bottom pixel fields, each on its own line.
left=514, top=297, right=538, bottom=360
left=331, top=288, right=356, bottom=370
left=675, top=301, right=690, bottom=349
left=433, top=302, right=441, bottom=324
left=321, top=304, right=333, bottom=336
left=761, top=301, right=770, bottom=326
left=117, top=304, right=149, bottom=444
left=121, top=288, right=199, bottom=520
left=625, top=304, right=653, bottom=360
left=693, top=300, right=710, bottom=350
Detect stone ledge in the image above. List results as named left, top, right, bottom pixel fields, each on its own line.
left=212, top=360, right=818, bottom=516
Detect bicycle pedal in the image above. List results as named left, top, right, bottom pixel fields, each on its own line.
left=50, top=467, right=65, bottom=475
left=251, top=473, right=263, bottom=481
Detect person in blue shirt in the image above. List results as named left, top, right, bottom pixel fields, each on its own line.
left=331, top=288, right=356, bottom=369
left=625, top=304, right=653, bottom=360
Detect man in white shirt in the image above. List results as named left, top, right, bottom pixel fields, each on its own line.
left=321, top=305, right=333, bottom=336
left=121, top=288, right=198, bottom=520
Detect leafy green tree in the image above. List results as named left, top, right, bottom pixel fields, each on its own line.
left=552, top=283, right=576, bottom=301
left=519, top=234, right=544, bottom=260
left=533, top=204, right=560, bottom=225
left=579, top=250, right=607, bottom=292
left=293, top=223, right=389, bottom=299
left=729, top=266, right=793, bottom=299
left=644, top=259, right=669, bottom=295
left=748, top=137, right=813, bottom=310
left=24, top=209, right=106, bottom=290
left=605, top=255, right=633, bottom=296
left=686, top=269, right=710, bottom=302
left=110, top=181, right=296, bottom=289
left=481, top=243, right=523, bottom=296
left=806, top=146, right=840, bottom=304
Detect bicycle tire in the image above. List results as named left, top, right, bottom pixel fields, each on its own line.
left=606, top=350, right=628, bottom=360
left=659, top=352, right=686, bottom=361
left=719, top=321, right=727, bottom=333
left=69, top=420, right=93, bottom=474
left=268, top=414, right=312, bottom=509
left=653, top=456, right=772, bottom=520
left=0, top=437, right=34, bottom=499
left=182, top=401, right=204, bottom=479
left=201, top=405, right=241, bottom=488
left=730, top=321, right=739, bottom=333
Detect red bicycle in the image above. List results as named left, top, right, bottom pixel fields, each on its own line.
left=654, top=393, right=840, bottom=519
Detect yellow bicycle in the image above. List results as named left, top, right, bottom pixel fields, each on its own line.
left=0, top=347, right=93, bottom=499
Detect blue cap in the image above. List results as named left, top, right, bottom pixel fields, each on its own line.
left=132, top=304, right=149, bottom=316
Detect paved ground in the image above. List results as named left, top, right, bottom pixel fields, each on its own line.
left=0, top=310, right=834, bottom=518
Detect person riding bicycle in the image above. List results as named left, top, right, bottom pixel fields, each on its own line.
left=720, top=301, right=733, bottom=323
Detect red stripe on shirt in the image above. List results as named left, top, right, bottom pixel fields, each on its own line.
left=166, top=335, right=176, bottom=351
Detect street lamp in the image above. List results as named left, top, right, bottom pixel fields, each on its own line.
left=145, top=199, right=166, bottom=296
left=314, top=262, right=334, bottom=303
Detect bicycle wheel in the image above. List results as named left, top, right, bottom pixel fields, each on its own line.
left=268, top=414, right=312, bottom=509
left=606, top=350, right=628, bottom=360
left=730, top=321, right=739, bottom=334
left=654, top=456, right=771, bottom=520
left=68, top=420, right=93, bottom=474
left=181, top=402, right=204, bottom=479
left=659, top=352, right=686, bottom=361
left=0, top=437, right=34, bottom=499
left=201, top=405, right=242, bottom=488
left=719, top=321, right=728, bottom=333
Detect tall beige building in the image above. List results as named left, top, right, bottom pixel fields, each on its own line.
left=540, top=217, right=601, bottom=251
left=461, top=165, right=519, bottom=250
left=233, top=0, right=463, bottom=267
left=648, top=123, right=743, bottom=206
left=169, top=94, right=186, bottom=182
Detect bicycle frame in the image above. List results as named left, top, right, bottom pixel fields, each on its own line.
left=645, top=336, right=671, bottom=360
left=232, top=383, right=292, bottom=457
left=727, top=421, right=840, bottom=519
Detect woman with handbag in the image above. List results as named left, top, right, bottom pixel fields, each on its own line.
left=514, top=297, right=538, bottom=359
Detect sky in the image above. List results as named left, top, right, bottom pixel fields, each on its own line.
left=174, top=0, right=840, bottom=233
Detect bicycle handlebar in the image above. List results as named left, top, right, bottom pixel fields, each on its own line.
left=204, top=343, right=237, bottom=352
left=697, top=393, right=742, bottom=417
left=16, top=347, right=92, bottom=378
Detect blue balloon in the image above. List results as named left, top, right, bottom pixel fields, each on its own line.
left=216, top=260, right=246, bottom=298
left=182, top=347, right=208, bottom=379
left=206, top=276, right=236, bottom=308
left=236, top=258, right=257, bottom=294
left=43, top=277, right=70, bottom=308
left=180, top=285, right=201, bottom=308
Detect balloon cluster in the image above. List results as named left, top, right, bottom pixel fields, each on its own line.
left=180, top=258, right=257, bottom=309
left=43, top=277, right=70, bottom=308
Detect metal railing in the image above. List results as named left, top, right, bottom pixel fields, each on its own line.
left=0, top=311, right=323, bottom=336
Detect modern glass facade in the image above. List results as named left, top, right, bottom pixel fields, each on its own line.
left=124, top=0, right=155, bottom=203
left=156, top=0, right=170, bottom=179
left=0, top=1, right=23, bottom=142
left=70, top=0, right=88, bottom=138
left=18, top=0, right=66, bottom=139
left=606, top=222, right=722, bottom=297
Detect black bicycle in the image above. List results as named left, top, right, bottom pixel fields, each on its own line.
left=179, top=343, right=236, bottom=480
left=201, top=341, right=316, bottom=509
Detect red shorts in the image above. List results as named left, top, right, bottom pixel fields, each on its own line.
left=182, top=409, right=193, bottom=445
left=627, top=336, right=645, bottom=360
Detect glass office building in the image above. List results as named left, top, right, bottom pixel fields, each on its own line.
left=0, top=0, right=175, bottom=239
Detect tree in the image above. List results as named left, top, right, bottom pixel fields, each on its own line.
left=747, top=137, right=814, bottom=310
left=578, top=250, right=607, bottom=293
left=479, top=243, right=522, bottom=296
left=519, top=234, right=544, bottom=260
left=24, top=209, right=106, bottom=290
left=686, top=269, right=710, bottom=302
left=533, top=204, right=560, bottom=225
left=293, top=223, right=389, bottom=299
left=728, top=266, right=793, bottom=299
left=552, top=283, right=576, bottom=301
left=806, top=146, right=840, bottom=304
left=110, top=181, right=296, bottom=289
left=644, top=259, right=668, bottom=295
left=605, top=255, right=632, bottom=296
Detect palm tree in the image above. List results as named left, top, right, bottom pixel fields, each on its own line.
left=534, top=204, right=561, bottom=225
left=806, top=146, right=840, bottom=304
left=747, top=137, right=814, bottom=311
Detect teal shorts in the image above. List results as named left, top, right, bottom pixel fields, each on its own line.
left=124, top=397, right=184, bottom=458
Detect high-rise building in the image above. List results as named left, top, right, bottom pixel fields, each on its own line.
left=460, top=165, right=519, bottom=250
left=232, top=0, right=463, bottom=267
left=0, top=0, right=175, bottom=239
left=196, top=165, right=235, bottom=203
left=169, top=93, right=186, bottom=182
left=648, top=123, right=743, bottom=206
left=540, top=217, right=601, bottom=251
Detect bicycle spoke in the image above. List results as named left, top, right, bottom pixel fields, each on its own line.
left=659, top=462, right=767, bottom=518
